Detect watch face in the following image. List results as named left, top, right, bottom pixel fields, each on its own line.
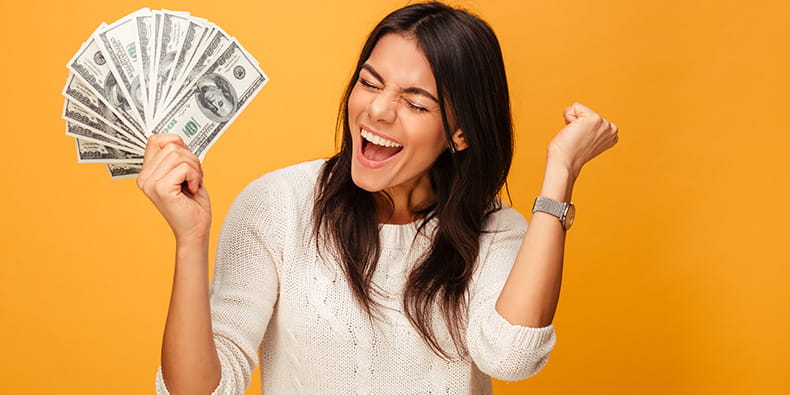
left=564, top=205, right=576, bottom=230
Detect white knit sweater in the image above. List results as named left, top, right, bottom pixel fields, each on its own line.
left=155, top=159, right=556, bottom=394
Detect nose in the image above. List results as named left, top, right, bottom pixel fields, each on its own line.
left=367, top=90, right=397, bottom=124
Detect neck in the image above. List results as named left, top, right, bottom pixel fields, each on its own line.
left=375, top=173, right=434, bottom=224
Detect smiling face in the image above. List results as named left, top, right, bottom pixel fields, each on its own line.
left=348, top=33, right=463, bottom=200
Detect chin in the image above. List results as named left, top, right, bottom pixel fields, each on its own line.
left=350, top=162, right=386, bottom=192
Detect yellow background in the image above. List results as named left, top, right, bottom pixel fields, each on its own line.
left=1, top=0, right=787, bottom=393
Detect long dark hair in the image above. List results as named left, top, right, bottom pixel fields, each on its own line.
left=313, top=1, right=514, bottom=360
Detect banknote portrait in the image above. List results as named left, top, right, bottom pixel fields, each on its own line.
left=130, top=76, right=145, bottom=114
left=195, top=73, right=237, bottom=122
left=157, top=51, right=177, bottom=94
left=105, top=72, right=144, bottom=116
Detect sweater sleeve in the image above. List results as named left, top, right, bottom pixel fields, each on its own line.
left=465, top=207, right=557, bottom=382
left=155, top=173, right=286, bottom=395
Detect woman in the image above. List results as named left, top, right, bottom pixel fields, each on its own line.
left=139, top=2, right=618, bottom=394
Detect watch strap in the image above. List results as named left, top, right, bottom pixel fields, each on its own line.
left=532, top=196, right=567, bottom=218
left=532, top=196, right=574, bottom=230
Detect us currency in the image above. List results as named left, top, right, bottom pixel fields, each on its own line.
left=151, top=10, right=192, bottom=118
left=147, top=11, right=162, bottom=116
left=63, top=99, right=145, bottom=153
left=67, top=33, right=146, bottom=137
left=62, top=74, right=146, bottom=147
left=157, top=27, right=232, bottom=123
left=66, top=122, right=143, bottom=155
left=106, top=163, right=144, bottom=180
left=65, top=10, right=269, bottom=180
left=161, top=19, right=206, bottom=109
left=134, top=11, right=155, bottom=124
left=96, top=9, right=149, bottom=127
left=161, top=23, right=218, bottom=107
left=151, top=40, right=267, bottom=160
left=75, top=139, right=144, bottom=163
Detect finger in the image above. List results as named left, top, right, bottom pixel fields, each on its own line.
left=140, top=142, right=183, bottom=186
left=154, top=148, right=202, bottom=182
left=153, top=133, right=187, bottom=149
left=158, top=161, right=201, bottom=198
left=143, top=142, right=199, bottom=181
left=168, top=152, right=203, bottom=195
left=150, top=166, right=202, bottom=203
left=570, top=102, right=598, bottom=119
left=144, top=133, right=187, bottom=163
left=571, top=102, right=592, bottom=113
left=184, top=162, right=202, bottom=195
left=563, top=106, right=577, bottom=124
left=145, top=149, right=203, bottom=196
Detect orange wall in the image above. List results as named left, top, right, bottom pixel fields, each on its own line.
left=1, top=0, right=787, bottom=394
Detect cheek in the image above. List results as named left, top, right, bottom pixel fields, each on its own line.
left=347, top=86, right=365, bottom=122
left=409, top=119, right=447, bottom=153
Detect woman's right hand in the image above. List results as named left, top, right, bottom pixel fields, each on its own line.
left=137, top=133, right=211, bottom=243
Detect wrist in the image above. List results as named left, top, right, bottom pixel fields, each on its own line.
left=175, top=231, right=210, bottom=251
left=541, top=160, right=576, bottom=202
left=174, top=235, right=210, bottom=272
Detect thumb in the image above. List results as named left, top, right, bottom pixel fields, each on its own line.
left=563, top=106, right=576, bottom=125
left=563, top=102, right=594, bottom=124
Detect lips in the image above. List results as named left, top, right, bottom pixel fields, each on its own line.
left=359, top=127, right=403, bottom=165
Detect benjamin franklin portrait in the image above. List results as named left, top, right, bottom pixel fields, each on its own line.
left=195, top=73, right=237, bottom=123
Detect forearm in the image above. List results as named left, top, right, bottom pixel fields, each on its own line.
left=161, top=236, right=221, bottom=394
left=495, top=160, right=575, bottom=327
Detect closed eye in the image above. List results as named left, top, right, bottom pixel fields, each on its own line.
left=405, top=100, right=428, bottom=112
left=359, top=78, right=380, bottom=90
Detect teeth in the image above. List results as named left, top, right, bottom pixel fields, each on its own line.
left=361, top=129, right=402, bottom=148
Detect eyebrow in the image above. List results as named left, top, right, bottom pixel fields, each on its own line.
left=361, top=64, right=439, bottom=103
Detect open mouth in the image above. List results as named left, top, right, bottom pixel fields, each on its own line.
left=360, top=129, right=403, bottom=162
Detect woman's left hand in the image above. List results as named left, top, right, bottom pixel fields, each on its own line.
left=546, top=102, right=619, bottom=178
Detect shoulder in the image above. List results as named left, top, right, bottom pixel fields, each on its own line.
left=243, top=159, right=326, bottom=195
left=483, top=200, right=528, bottom=234
left=228, top=159, right=326, bottom=222
left=237, top=159, right=325, bottom=204
left=470, top=201, right=528, bottom=286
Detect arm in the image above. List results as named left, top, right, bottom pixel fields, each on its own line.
left=153, top=171, right=283, bottom=395
left=140, top=134, right=281, bottom=394
left=495, top=102, right=619, bottom=327
left=159, top=237, right=222, bottom=393
left=465, top=209, right=557, bottom=381
left=138, top=134, right=221, bottom=394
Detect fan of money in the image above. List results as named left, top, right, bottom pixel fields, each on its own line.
left=63, top=9, right=268, bottom=179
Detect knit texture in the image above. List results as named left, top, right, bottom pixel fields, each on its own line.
left=155, top=159, right=556, bottom=394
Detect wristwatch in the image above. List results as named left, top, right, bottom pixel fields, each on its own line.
left=531, top=196, right=575, bottom=231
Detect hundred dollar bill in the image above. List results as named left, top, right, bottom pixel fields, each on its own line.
left=160, top=26, right=232, bottom=120
left=135, top=11, right=155, bottom=124
left=161, top=19, right=206, bottom=109
left=66, top=122, right=144, bottom=155
left=63, top=74, right=146, bottom=146
left=147, top=11, right=162, bottom=116
left=96, top=9, right=149, bottom=127
left=63, top=99, right=145, bottom=153
left=151, top=10, right=192, bottom=118
left=67, top=32, right=146, bottom=137
left=151, top=40, right=267, bottom=160
left=75, top=138, right=144, bottom=164
left=162, top=23, right=217, bottom=106
left=106, top=163, right=143, bottom=180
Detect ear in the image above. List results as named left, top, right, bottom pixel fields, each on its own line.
left=450, top=129, right=468, bottom=152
